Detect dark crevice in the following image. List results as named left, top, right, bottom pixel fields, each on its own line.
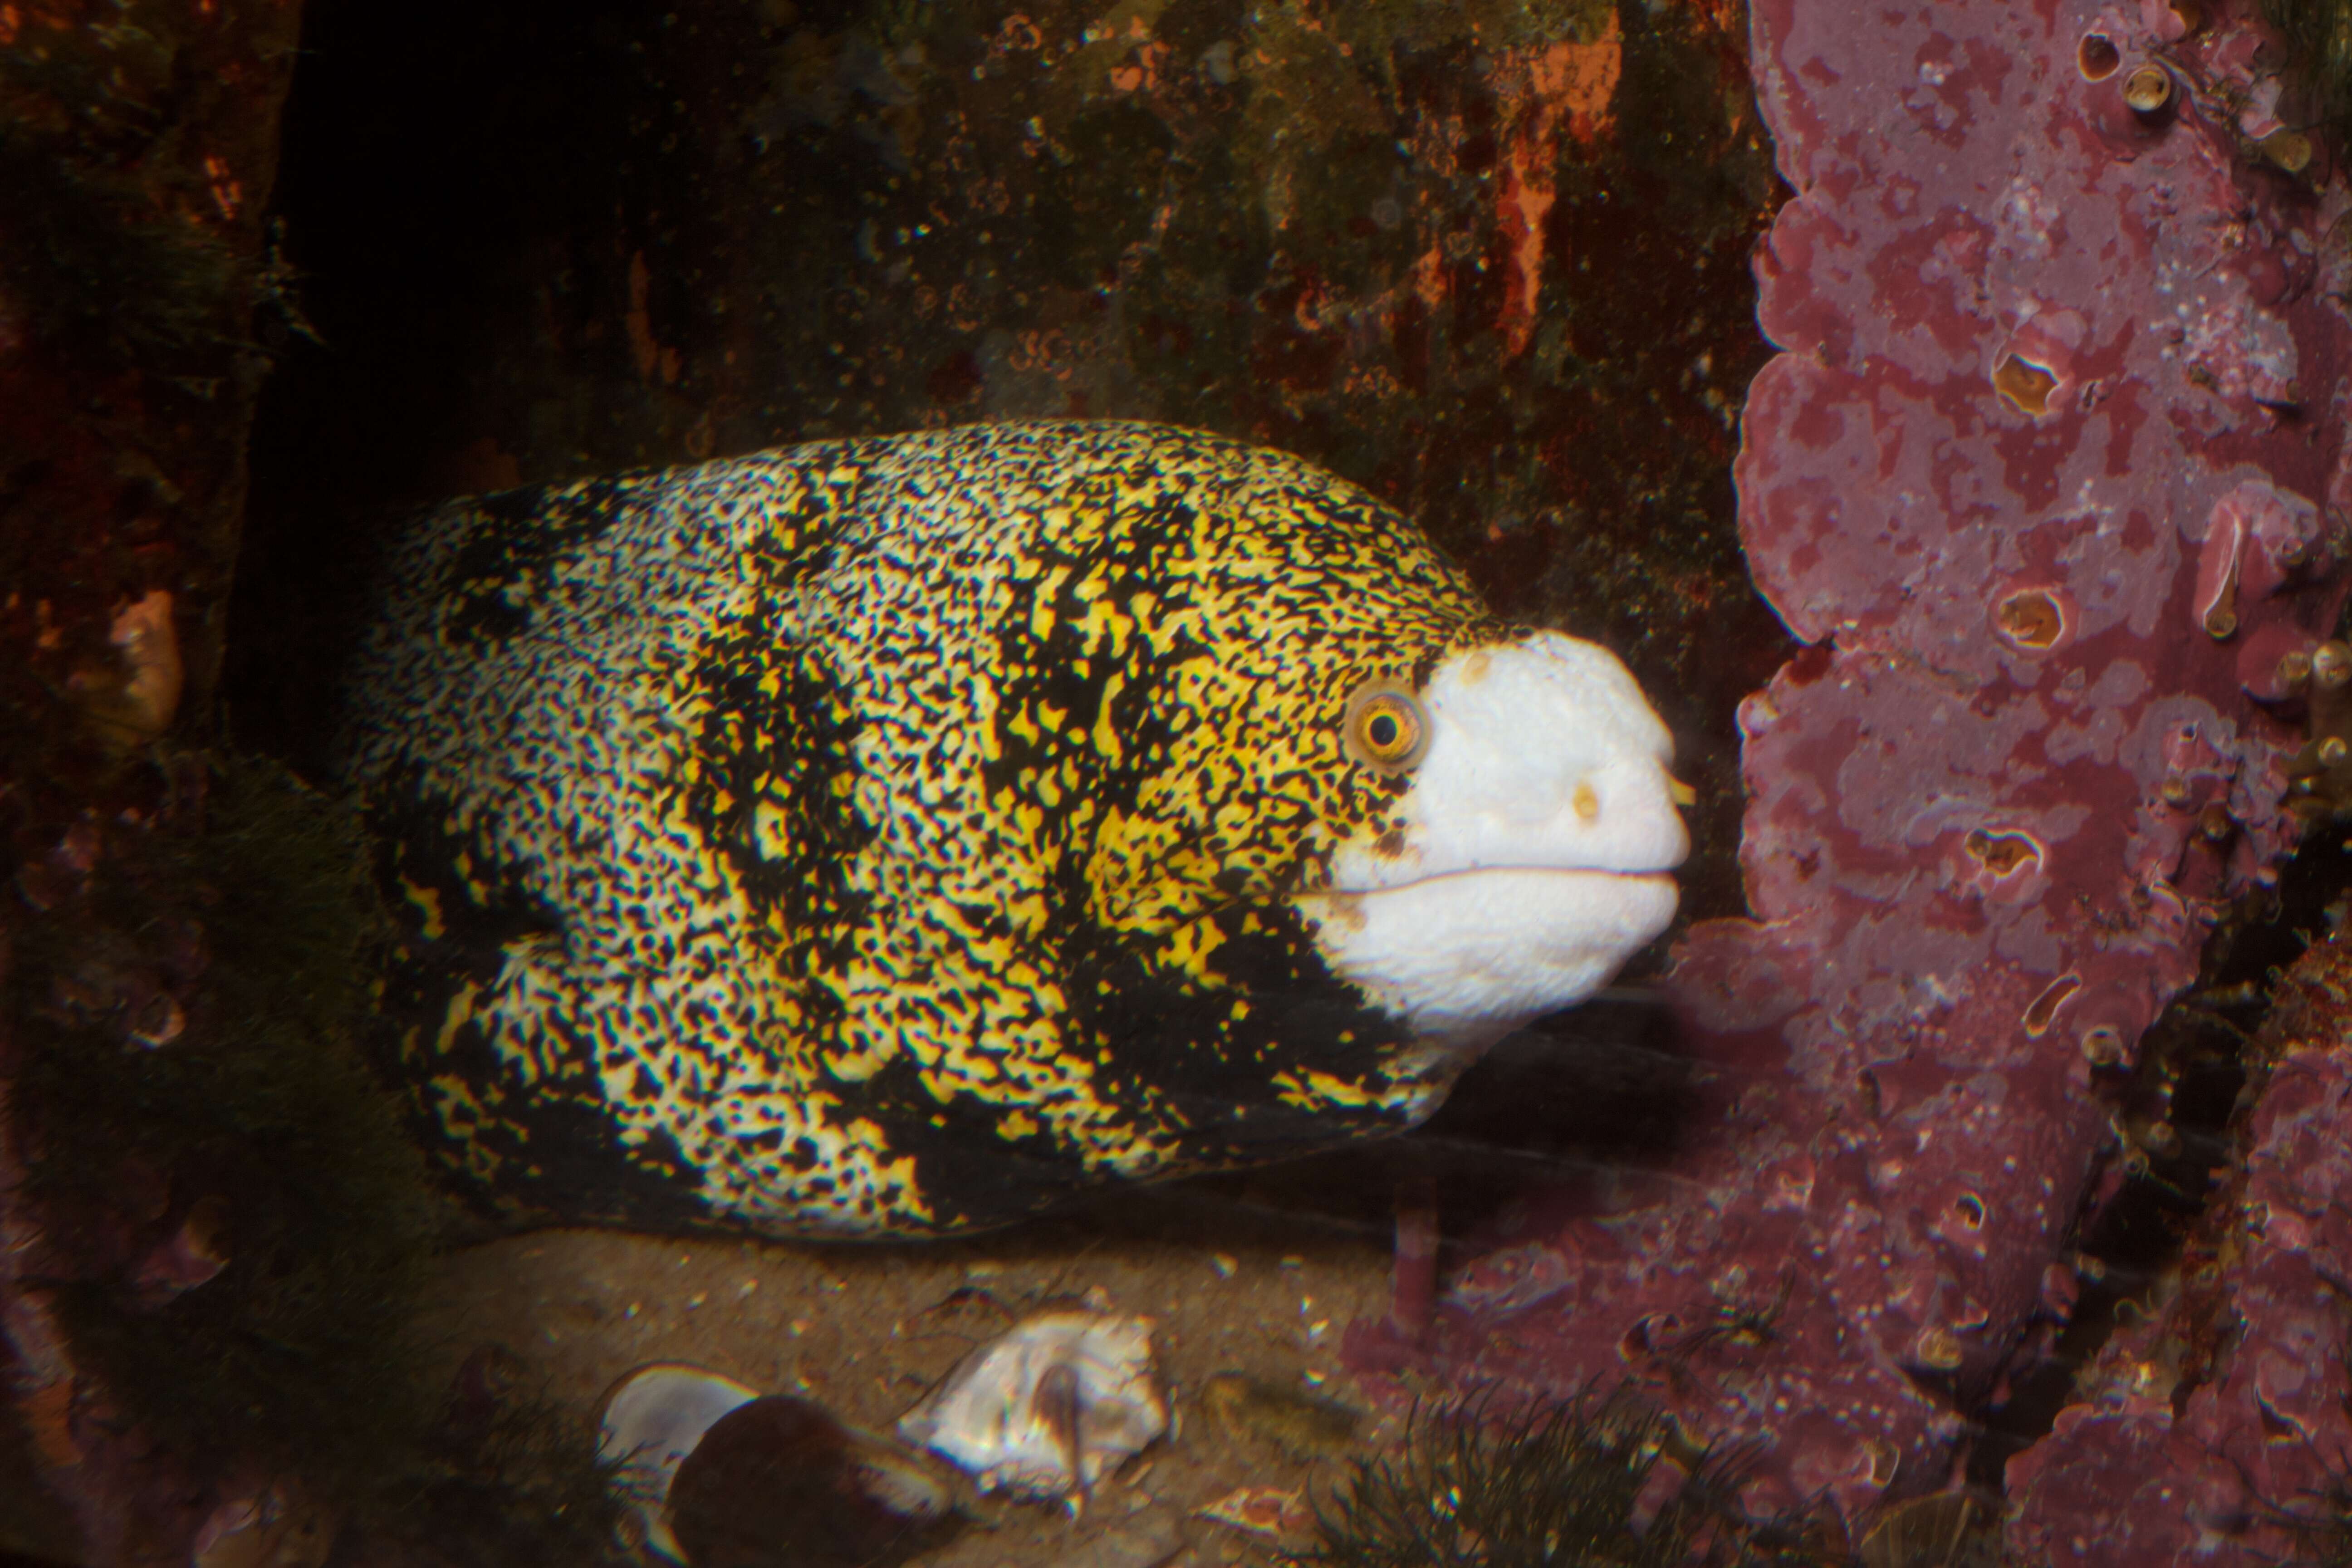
left=1965, top=813, right=2352, bottom=1490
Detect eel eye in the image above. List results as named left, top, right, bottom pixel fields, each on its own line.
left=1342, top=681, right=1429, bottom=773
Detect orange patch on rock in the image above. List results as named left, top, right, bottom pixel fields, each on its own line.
left=1496, top=16, right=1623, bottom=357
left=1197, top=1484, right=1313, bottom=1540
left=19, top=1377, right=78, bottom=1470
left=444, top=436, right=523, bottom=495
left=1532, top=20, right=1626, bottom=144
left=1110, top=41, right=1167, bottom=93
left=625, top=251, right=663, bottom=383
left=203, top=153, right=243, bottom=222
left=108, top=589, right=181, bottom=740
left=1411, top=240, right=1446, bottom=309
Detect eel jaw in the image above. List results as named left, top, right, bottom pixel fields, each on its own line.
left=1293, top=866, right=1678, bottom=1036
left=1298, top=628, right=1686, bottom=1042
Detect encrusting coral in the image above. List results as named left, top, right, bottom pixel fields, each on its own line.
left=2006, top=915, right=2352, bottom=1562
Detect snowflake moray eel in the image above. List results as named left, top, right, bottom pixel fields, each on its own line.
left=344, top=421, right=1686, bottom=1239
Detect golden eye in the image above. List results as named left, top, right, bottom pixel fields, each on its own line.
left=1342, top=681, right=1429, bottom=773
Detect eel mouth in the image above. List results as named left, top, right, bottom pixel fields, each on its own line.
left=1291, top=866, right=1680, bottom=1030
left=1316, top=862, right=1680, bottom=903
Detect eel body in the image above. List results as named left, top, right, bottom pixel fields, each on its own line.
left=344, top=421, right=1685, bottom=1238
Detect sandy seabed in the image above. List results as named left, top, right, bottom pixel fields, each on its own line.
left=419, top=1185, right=1409, bottom=1568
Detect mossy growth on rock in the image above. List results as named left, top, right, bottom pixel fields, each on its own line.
left=8, top=752, right=438, bottom=1498
left=365, top=1350, right=638, bottom=1568
left=1289, top=1392, right=1752, bottom=1568
left=4, top=752, right=626, bottom=1559
left=1290, top=1392, right=2019, bottom=1566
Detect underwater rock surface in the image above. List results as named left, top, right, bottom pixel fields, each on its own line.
left=0, top=3, right=311, bottom=1563
left=236, top=0, right=1786, bottom=922
left=1350, top=0, right=2352, bottom=1524
left=2008, top=923, right=2352, bottom=1564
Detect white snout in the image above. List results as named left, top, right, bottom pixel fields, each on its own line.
left=1305, top=631, right=1686, bottom=1037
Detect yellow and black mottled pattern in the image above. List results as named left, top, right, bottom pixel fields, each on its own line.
left=345, top=421, right=1507, bottom=1238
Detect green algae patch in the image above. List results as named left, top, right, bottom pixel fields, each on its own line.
left=1289, top=1392, right=1749, bottom=1568
left=1287, top=1393, right=2017, bottom=1567
left=5, top=753, right=633, bottom=1558
left=7, top=754, right=438, bottom=1499
left=365, top=1353, right=639, bottom=1568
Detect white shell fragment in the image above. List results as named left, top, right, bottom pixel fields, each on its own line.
left=596, top=1362, right=758, bottom=1562
left=896, top=1308, right=1168, bottom=1502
